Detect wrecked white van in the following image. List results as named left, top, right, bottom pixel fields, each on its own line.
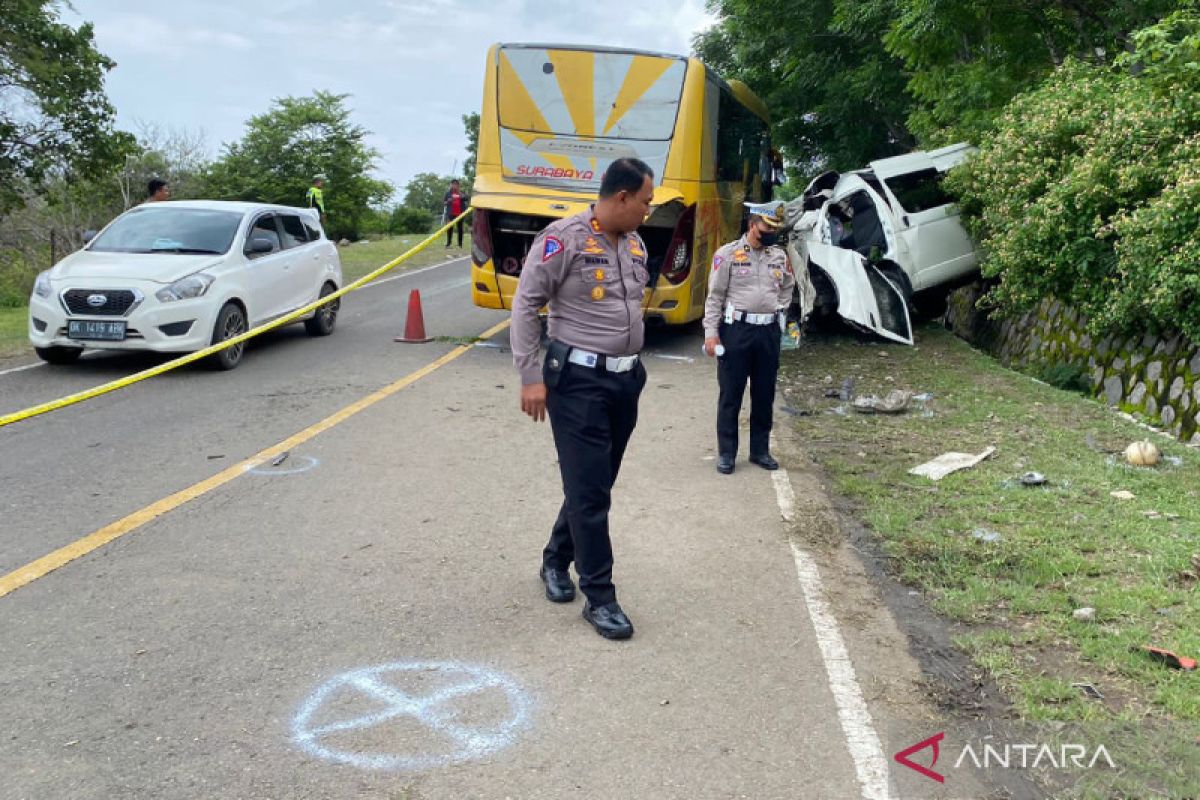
left=785, top=143, right=977, bottom=345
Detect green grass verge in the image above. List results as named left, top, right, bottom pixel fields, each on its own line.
left=339, top=233, right=472, bottom=284
left=782, top=324, right=1199, bottom=724
left=0, top=306, right=30, bottom=359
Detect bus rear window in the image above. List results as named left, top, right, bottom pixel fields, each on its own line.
left=497, top=47, right=686, bottom=140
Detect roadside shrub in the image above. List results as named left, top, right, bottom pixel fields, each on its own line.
left=390, top=205, right=434, bottom=235
left=946, top=8, right=1200, bottom=342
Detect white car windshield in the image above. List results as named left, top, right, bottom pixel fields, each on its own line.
left=89, top=208, right=243, bottom=255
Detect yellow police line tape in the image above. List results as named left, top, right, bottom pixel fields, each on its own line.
left=0, top=209, right=475, bottom=429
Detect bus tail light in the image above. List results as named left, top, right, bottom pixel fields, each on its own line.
left=471, top=208, right=492, bottom=267
left=661, top=205, right=695, bottom=285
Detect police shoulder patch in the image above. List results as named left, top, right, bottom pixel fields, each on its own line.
left=542, top=235, right=563, bottom=261
left=712, top=255, right=724, bottom=272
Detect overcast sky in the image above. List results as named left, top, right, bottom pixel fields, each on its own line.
left=64, top=0, right=717, bottom=200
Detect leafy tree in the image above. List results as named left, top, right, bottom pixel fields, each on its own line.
left=402, top=172, right=456, bottom=221
left=462, top=112, right=480, bottom=186
left=948, top=7, right=1200, bottom=341
left=884, top=0, right=1178, bottom=144
left=695, top=0, right=915, bottom=172
left=202, top=91, right=392, bottom=239
left=0, top=0, right=135, bottom=211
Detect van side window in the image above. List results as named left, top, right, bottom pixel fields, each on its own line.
left=279, top=215, right=309, bottom=249
left=884, top=168, right=953, bottom=213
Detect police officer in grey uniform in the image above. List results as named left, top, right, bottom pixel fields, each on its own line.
left=703, top=202, right=796, bottom=474
left=511, top=158, right=654, bottom=640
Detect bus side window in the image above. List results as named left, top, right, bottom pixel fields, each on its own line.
left=716, top=89, right=769, bottom=199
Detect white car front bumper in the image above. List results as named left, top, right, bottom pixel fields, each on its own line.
left=28, top=280, right=220, bottom=353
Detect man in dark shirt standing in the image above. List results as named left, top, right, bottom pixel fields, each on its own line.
left=443, top=179, right=468, bottom=248
left=510, top=158, right=654, bottom=640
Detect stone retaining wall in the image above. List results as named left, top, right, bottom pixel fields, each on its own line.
left=945, top=281, right=1199, bottom=442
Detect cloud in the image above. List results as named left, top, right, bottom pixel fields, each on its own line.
left=68, top=0, right=721, bottom=193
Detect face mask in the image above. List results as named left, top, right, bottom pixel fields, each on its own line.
left=759, top=230, right=780, bottom=247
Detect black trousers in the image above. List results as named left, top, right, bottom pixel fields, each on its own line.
left=543, top=360, right=646, bottom=606
left=446, top=218, right=464, bottom=246
left=717, top=319, right=781, bottom=458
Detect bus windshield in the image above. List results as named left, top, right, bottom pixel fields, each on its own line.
left=496, top=45, right=688, bottom=191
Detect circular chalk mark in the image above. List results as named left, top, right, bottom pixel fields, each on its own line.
left=246, top=455, right=320, bottom=476
left=291, top=661, right=531, bottom=772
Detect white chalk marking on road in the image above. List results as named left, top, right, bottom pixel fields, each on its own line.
left=245, top=455, right=320, bottom=476
left=773, top=464, right=891, bottom=800
left=360, top=256, right=471, bottom=289
left=292, top=661, right=531, bottom=772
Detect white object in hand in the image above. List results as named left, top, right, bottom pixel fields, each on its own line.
left=703, top=343, right=726, bottom=357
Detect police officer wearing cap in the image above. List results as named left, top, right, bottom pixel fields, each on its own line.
left=703, top=201, right=796, bottom=474
left=511, top=158, right=654, bottom=640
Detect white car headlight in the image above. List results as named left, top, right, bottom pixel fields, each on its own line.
left=156, top=273, right=214, bottom=302
left=33, top=271, right=51, bottom=299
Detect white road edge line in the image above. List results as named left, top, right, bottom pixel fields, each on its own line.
left=0, top=256, right=472, bottom=381
left=360, top=255, right=471, bottom=289
left=773, top=466, right=892, bottom=800
left=0, top=361, right=43, bottom=377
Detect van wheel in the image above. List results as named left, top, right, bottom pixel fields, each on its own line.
left=305, top=283, right=339, bottom=336
left=207, top=302, right=247, bottom=370
left=913, top=290, right=949, bottom=320
left=35, top=346, right=83, bottom=365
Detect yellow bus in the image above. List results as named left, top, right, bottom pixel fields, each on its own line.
left=469, top=43, right=773, bottom=325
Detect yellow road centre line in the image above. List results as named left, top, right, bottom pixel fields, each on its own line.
left=0, top=319, right=511, bottom=600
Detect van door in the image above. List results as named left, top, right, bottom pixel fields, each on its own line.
left=804, top=240, right=913, bottom=345
left=869, top=153, right=976, bottom=292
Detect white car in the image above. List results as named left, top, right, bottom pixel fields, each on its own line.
left=786, top=143, right=978, bottom=345
left=28, top=201, right=342, bottom=369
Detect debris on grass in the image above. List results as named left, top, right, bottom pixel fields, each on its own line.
left=1110, top=490, right=1136, bottom=501
left=1124, top=440, right=1162, bottom=467
left=1073, top=607, right=1097, bottom=622
left=1072, top=682, right=1105, bottom=700
left=909, top=446, right=997, bottom=480
left=1019, top=471, right=1047, bottom=486
left=971, top=527, right=1003, bottom=543
left=1139, top=646, right=1197, bottom=671
left=852, top=389, right=912, bottom=414
left=271, top=452, right=289, bottom=467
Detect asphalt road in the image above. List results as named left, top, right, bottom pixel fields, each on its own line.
left=0, top=255, right=989, bottom=799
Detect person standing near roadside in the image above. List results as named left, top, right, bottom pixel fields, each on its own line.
left=306, top=174, right=327, bottom=224
left=703, top=201, right=795, bottom=474
left=146, top=179, right=170, bottom=202
left=510, top=158, right=654, bottom=640
left=443, top=179, right=468, bottom=248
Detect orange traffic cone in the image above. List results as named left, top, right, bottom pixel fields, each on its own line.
left=395, top=289, right=432, bottom=343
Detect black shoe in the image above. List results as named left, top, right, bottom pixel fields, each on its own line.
left=582, top=601, right=634, bottom=639
left=539, top=565, right=576, bottom=603
left=717, top=454, right=735, bottom=474
left=749, top=452, right=779, bottom=470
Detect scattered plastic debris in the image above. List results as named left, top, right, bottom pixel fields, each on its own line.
left=1142, top=510, right=1181, bottom=520
left=852, top=390, right=913, bottom=414
left=1072, top=682, right=1105, bottom=700
left=781, top=405, right=813, bottom=417
left=1019, top=471, right=1047, bottom=486
left=912, top=392, right=934, bottom=402
left=840, top=378, right=855, bottom=401
left=1139, top=645, right=1197, bottom=671
left=823, top=388, right=842, bottom=398
left=271, top=452, right=290, bottom=467
left=206, top=454, right=225, bottom=460
left=1110, top=490, right=1136, bottom=501
left=1072, top=607, right=1096, bottom=622
left=830, top=405, right=849, bottom=416
left=1164, top=455, right=1184, bottom=467
left=910, top=446, right=997, bottom=480
left=971, top=528, right=1002, bottom=543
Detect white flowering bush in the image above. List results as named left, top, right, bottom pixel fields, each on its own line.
left=947, top=8, right=1200, bottom=342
